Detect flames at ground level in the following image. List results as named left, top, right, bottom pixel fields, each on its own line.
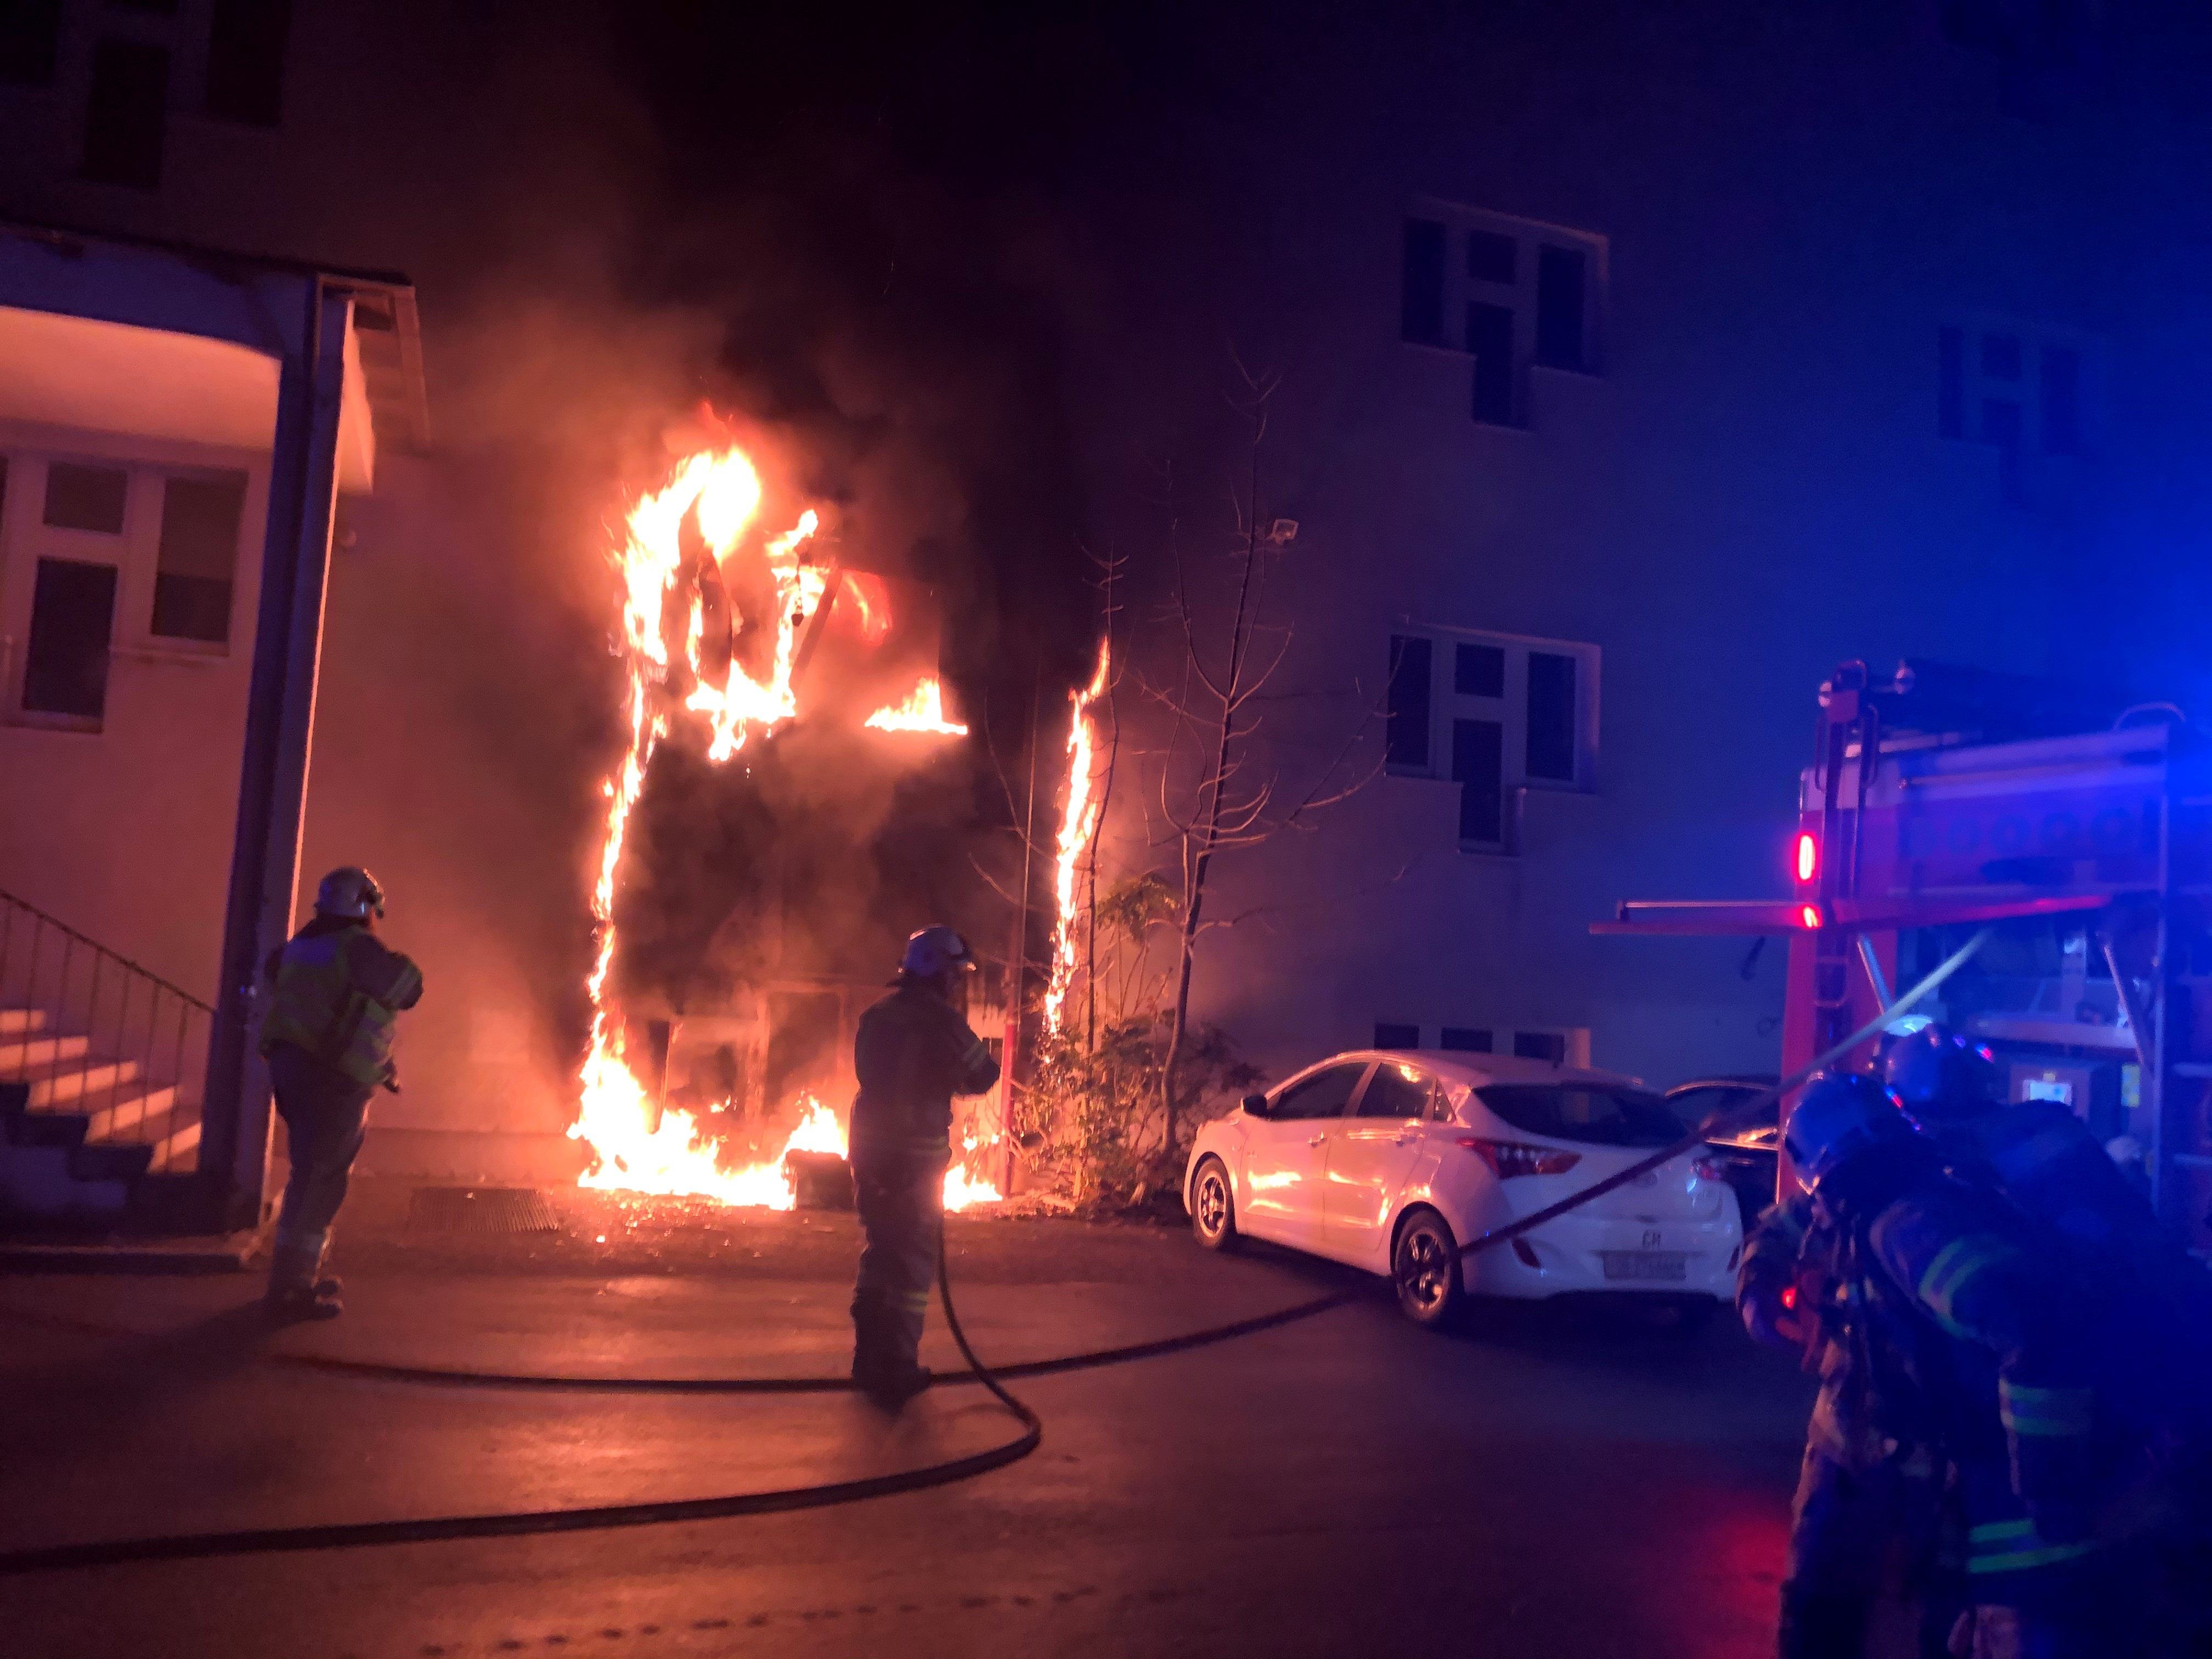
left=570, top=1069, right=1003, bottom=1212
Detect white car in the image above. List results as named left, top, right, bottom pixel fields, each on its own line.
left=1183, top=1049, right=1742, bottom=1327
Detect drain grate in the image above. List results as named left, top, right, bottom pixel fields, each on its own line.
left=407, top=1186, right=560, bottom=1235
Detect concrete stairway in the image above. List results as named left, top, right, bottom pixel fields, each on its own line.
left=0, top=1003, right=202, bottom=1223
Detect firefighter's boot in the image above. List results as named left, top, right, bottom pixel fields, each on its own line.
left=266, top=1240, right=342, bottom=1322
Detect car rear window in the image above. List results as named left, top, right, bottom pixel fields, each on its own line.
left=1475, top=1085, right=1688, bottom=1148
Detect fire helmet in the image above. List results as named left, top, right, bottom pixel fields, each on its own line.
left=1882, top=1023, right=2000, bottom=1122
left=900, top=924, right=977, bottom=980
left=315, top=866, right=386, bottom=922
left=1782, top=1071, right=1915, bottom=1195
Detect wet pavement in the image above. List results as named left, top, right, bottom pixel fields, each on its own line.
left=0, top=1182, right=1816, bottom=1657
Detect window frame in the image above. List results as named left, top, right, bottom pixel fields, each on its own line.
left=1267, top=1060, right=1375, bottom=1122
left=1399, top=200, right=1609, bottom=429
left=1386, top=624, right=1601, bottom=851
left=1938, top=315, right=2097, bottom=466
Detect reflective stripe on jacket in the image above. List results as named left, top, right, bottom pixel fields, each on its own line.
left=258, top=921, right=424, bottom=1089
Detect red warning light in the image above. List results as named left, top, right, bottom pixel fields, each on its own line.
left=1800, top=904, right=1822, bottom=929
left=1795, top=832, right=1818, bottom=884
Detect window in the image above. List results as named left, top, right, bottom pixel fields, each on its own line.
left=44, top=463, right=128, bottom=534
left=151, top=472, right=246, bottom=643
left=1398, top=204, right=1605, bottom=428
left=22, top=560, right=119, bottom=721
left=1476, top=1084, right=1685, bottom=1148
left=206, top=0, right=292, bottom=126
left=1440, top=1027, right=1492, bottom=1053
left=1271, top=1063, right=1368, bottom=1121
left=0, top=0, right=63, bottom=87
left=1400, top=219, right=1446, bottom=347
left=1387, top=627, right=1599, bottom=849
left=1386, top=635, right=1432, bottom=769
left=83, top=39, right=169, bottom=188
left=1373, top=1022, right=1420, bottom=1050
left=1513, top=1031, right=1568, bottom=1064
left=1939, top=321, right=2091, bottom=472
left=1358, top=1063, right=1433, bottom=1119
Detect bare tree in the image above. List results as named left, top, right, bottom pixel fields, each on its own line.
left=1147, top=365, right=1381, bottom=1158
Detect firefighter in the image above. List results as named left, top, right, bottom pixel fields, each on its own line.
left=1739, top=1077, right=1954, bottom=1659
left=257, top=867, right=423, bottom=1321
left=847, top=925, right=1001, bottom=1408
left=1780, top=1070, right=2142, bottom=1659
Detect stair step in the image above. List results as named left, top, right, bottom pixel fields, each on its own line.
left=0, top=1034, right=91, bottom=1074
left=143, top=1108, right=201, bottom=1175
left=8, top=1108, right=87, bottom=1149
left=69, top=1140, right=153, bottom=1182
left=14, top=1057, right=143, bottom=1107
left=0, top=1007, right=48, bottom=1035
left=78, top=1083, right=180, bottom=1142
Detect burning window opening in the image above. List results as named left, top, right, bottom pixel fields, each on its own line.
left=569, top=428, right=1003, bottom=1212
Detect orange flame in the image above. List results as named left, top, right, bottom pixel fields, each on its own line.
left=864, top=678, right=969, bottom=736
left=572, top=434, right=998, bottom=1211
left=839, top=571, right=894, bottom=645
left=1045, top=637, right=1111, bottom=1032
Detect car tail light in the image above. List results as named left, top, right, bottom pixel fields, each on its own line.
left=1780, top=1282, right=1798, bottom=1311
left=1457, top=1137, right=1581, bottom=1178
left=1692, top=1154, right=1731, bottom=1184
left=1794, top=831, right=1819, bottom=885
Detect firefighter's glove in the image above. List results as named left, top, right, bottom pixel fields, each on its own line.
left=1737, top=1269, right=1805, bottom=1352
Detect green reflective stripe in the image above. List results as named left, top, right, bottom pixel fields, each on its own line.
left=1970, top=1520, right=2036, bottom=1544
left=1968, top=1539, right=2101, bottom=1575
left=2000, top=1381, right=2095, bottom=1437
left=1915, top=1235, right=2019, bottom=1336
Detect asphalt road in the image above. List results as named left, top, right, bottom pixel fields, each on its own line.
left=0, top=1196, right=1815, bottom=1658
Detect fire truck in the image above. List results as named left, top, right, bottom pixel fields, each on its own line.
left=1601, top=659, right=2211, bottom=1250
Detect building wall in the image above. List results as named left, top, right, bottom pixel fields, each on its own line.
left=0, top=418, right=269, bottom=1000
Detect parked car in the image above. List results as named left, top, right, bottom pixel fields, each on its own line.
left=1665, top=1075, right=1780, bottom=1228
left=1184, top=1049, right=1742, bottom=1328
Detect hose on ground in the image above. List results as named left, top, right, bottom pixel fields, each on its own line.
left=0, top=928, right=1985, bottom=1575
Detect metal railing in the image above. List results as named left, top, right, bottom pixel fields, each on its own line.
left=0, top=886, right=212, bottom=1170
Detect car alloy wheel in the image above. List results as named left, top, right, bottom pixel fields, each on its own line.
left=1392, top=1210, right=1463, bottom=1328
left=1190, top=1156, right=1237, bottom=1250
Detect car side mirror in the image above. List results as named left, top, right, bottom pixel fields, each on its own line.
left=1241, top=1092, right=1270, bottom=1118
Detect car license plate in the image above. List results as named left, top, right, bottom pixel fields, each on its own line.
left=1601, top=1250, right=1688, bottom=1283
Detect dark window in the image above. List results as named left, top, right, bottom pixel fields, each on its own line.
left=1982, top=397, right=2022, bottom=450
left=1359, top=1063, right=1433, bottom=1118
left=1526, top=652, right=1578, bottom=782
left=1440, top=1026, right=1493, bottom=1052
left=1534, top=246, right=1587, bottom=370
left=83, top=40, right=168, bottom=188
left=22, top=559, right=118, bottom=721
left=1452, top=718, right=1504, bottom=843
left=206, top=0, right=291, bottom=126
left=1513, top=1031, right=1568, bottom=1064
left=1468, top=302, right=1515, bottom=425
left=1980, top=332, right=2023, bottom=382
left=1386, top=635, right=1432, bottom=769
left=1476, top=1083, right=1685, bottom=1148
left=1271, top=1063, right=1368, bottom=1121
left=152, top=472, right=247, bottom=643
left=1938, top=326, right=1966, bottom=439
left=1373, top=1023, right=1421, bottom=1051
left=1454, top=641, right=1505, bottom=697
left=1467, top=229, right=1516, bottom=284
left=2040, top=346, right=2081, bottom=455
left=1400, top=218, right=1446, bottom=346
left=43, top=463, right=128, bottom=533
left=0, top=0, right=63, bottom=86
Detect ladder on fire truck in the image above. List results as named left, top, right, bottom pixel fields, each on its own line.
left=1599, top=660, right=2212, bottom=1251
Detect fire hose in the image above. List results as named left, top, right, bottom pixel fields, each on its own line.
left=0, top=928, right=1987, bottom=1576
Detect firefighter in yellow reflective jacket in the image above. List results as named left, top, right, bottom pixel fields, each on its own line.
left=257, top=867, right=422, bottom=1321
left=1780, top=1071, right=2134, bottom=1659
left=847, top=926, right=1000, bottom=1408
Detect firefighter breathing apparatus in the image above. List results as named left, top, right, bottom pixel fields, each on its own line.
left=0, top=928, right=1990, bottom=1577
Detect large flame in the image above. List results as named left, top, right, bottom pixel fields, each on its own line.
left=1045, top=637, right=1111, bottom=1032
left=864, top=677, right=969, bottom=736
left=571, top=432, right=1000, bottom=1214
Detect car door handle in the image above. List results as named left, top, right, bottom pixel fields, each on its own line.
left=1392, top=1132, right=1417, bottom=1146
left=1307, top=1133, right=1328, bottom=1147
